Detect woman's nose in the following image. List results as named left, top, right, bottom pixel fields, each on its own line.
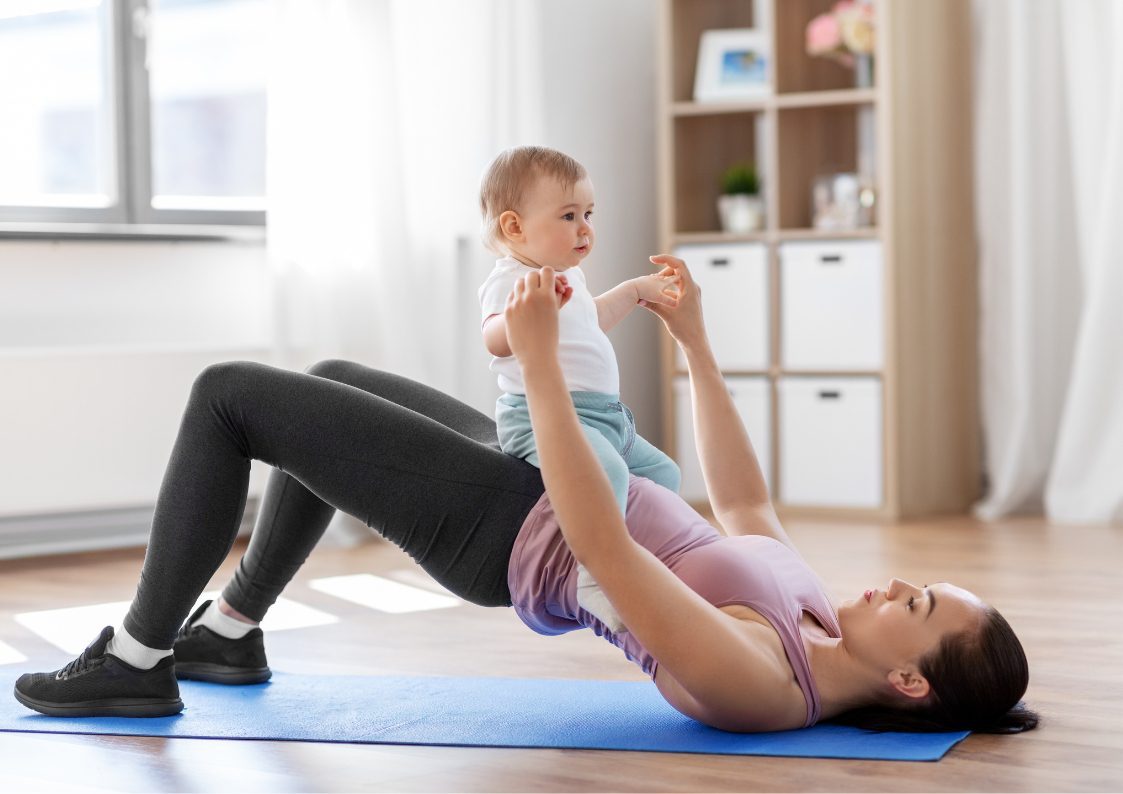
left=887, top=578, right=918, bottom=599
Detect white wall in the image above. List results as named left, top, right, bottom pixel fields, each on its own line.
left=538, top=0, right=663, bottom=441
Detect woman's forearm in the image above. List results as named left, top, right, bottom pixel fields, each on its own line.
left=521, top=358, right=632, bottom=569
left=683, top=344, right=772, bottom=517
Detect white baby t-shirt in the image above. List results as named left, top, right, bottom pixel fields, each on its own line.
left=478, top=256, right=620, bottom=395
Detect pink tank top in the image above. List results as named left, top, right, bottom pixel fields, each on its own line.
left=506, top=476, right=841, bottom=728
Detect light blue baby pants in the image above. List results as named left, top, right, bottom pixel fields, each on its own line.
left=496, top=391, right=681, bottom=514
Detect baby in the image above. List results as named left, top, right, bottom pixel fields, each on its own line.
left=477, top=146, right=682, bottom=633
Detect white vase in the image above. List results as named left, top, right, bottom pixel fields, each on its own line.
left=718, top=194, right=764, bottom=234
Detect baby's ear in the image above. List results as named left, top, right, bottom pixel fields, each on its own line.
left=499, top=210, right=522, bottom=241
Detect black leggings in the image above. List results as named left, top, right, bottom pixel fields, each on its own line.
left=123, top=359, right=546, bottom=650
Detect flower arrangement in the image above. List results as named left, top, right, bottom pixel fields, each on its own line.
left=805, top=1, right=875, bottom=69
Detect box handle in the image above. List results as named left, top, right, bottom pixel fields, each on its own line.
left=710, top=258, right=730, bottom=267
left=818, top=390, right=841, bottom=400
left=819, top=254, right=843, bottom=264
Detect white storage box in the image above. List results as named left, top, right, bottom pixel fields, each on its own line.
left=674, top=375, right=772, bottom=504
left=778, top=377, right=883, bottom=508
left=780, top=240, right=883, bottom=370
left=672, top=243, right=769, bottom=371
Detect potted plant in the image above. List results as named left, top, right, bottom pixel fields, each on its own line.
left=718, top=162, right=764, bottom=233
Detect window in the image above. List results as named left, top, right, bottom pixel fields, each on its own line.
left=0, top=0, right=267, bottom=229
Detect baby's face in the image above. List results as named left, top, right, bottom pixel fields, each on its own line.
left=508, top=175, right=595, bottom=270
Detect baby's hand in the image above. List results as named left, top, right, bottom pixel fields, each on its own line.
left=554, top=272, right=573, bottom=309
left=634, top=271, right=681, bottom=308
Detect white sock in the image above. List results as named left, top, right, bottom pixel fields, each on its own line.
left=195, top=600, right=256, bottom=639
left=107, top=626, right=172, bottom=670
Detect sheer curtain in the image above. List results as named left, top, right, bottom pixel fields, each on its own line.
left=266, top=0, right=542, bottom=393
left=265, top=0, right=543, bottom=541
left=973, top=0, right=1123, bottom=524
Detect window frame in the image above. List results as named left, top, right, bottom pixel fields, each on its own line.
left=0, top=0, right=265, bottom=232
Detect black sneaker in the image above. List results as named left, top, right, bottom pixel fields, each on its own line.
left=173, top=600, right=272, bottom=685
left=13, top=626, right=183, bottom=718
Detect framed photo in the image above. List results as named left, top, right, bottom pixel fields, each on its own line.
left=693, top=28, right=772, bottom=102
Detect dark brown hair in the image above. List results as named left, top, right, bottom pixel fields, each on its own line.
left=831, top=606, right=1039, bottom=733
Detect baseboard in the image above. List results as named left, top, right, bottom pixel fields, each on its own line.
left=0, top=498, right=259, bottom=561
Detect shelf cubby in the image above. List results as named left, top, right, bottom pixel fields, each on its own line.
left=774, top=0, right=874, bottom=94
left=669, top=0, right=759, bottom=104
left=672, top=111, right=766, bottom=234
left=776, top=103, right=875, bottom=230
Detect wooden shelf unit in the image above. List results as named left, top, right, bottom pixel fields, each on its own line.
left=656, top=0, right=978, bottom=520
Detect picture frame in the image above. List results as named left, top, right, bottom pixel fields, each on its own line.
left=693, top=28, right=772, bottom=103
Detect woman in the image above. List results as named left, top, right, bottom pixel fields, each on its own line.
left=14, top=256, right=1037, bottom=734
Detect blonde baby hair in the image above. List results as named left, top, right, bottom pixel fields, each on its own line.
left=479, top=146, right=587, bottom=255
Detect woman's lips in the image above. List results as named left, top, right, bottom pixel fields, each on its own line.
left=864, top=589, right=873, bottom=602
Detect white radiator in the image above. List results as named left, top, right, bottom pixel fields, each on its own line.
left=0, top=346, right=275, bottom=558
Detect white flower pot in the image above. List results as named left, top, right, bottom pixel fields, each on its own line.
left=718, top=194, right=764, bottom=234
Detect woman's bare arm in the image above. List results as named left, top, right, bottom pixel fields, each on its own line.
left=642, top=255, right=800, bottom=556
left=505, top=267, right=789, bottom=727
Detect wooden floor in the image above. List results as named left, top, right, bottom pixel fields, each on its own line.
left=1, top=514, right=1121, bottom=792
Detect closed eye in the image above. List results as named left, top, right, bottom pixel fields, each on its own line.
left=906, top=596, right=916, bottom=611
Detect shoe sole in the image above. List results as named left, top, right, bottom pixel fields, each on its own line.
left=13, top=687, right=183, bottom=718
left=175, top=661, right=271, bottom=685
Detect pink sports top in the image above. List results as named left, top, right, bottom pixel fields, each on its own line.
left=506, top=476, right=842, bottom=728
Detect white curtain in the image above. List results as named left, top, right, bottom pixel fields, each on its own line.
left=973, top=0, right=1123, bottom=524
left=266, top=0, right=542, bottom=398
left=265, top=0, right=543, bottom=541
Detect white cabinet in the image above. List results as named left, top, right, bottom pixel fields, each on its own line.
left=778, top=377, right=882, bottom=507
left=673, top=243, right=769, bottom=371
left=674, top=376, right=771, bottom=504
left=780, top=240, right=883, bottom=370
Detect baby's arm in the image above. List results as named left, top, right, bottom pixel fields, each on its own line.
left=482, top=275, right=572, bottom=358
left=482, top=314, right=513, bottom=358
left=594, top=270, right=680, bottom=333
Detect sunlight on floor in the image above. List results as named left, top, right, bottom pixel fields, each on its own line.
left=309, top=574, right=462, bottom=614
left=15, top=593, right=338, bottom=654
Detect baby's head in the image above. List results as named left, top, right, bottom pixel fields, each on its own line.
left=479, top=146, right=595, bottom=270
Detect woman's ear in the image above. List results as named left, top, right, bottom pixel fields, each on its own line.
left=499, top=210, right=522, bottom=243
left=887, top=668, right=931, bottom=701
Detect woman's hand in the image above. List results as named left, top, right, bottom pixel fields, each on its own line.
left=639, top=255, right=708, bottom=352
left=505, top=266, right=563, bottom=365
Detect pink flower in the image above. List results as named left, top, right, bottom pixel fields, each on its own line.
left=806, top=12, right=841, bottom=55
left=805, top=1, right=875, bottom=64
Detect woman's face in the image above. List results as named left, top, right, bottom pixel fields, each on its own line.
left=837, top=578, right=986, bottom=690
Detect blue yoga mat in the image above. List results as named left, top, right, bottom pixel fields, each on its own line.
left=0, top=672, right=969, bottom=761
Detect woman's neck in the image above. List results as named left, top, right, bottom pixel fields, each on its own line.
left=802, top=628, right=890, bottom=720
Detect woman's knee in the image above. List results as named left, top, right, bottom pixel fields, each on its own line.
left=304, top=358, right=357, bottom=382
left=191, top=360, right=263, bottom=399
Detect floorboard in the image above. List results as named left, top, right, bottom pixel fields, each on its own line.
left=1, top=514, right=1120, bottom=792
